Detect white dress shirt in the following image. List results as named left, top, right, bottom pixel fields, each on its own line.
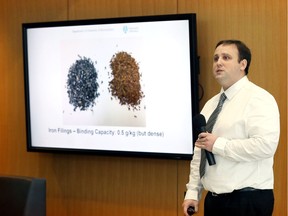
left=185, top=76, right=280, bottom=201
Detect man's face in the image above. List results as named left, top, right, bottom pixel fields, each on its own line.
left=213, top=44, right=247, bottom=90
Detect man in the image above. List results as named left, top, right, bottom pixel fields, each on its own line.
left=182, top=40, right=280, bottom=216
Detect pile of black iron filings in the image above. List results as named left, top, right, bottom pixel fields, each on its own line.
left=67, top=56, right=100, bottom=111
left=109, top=51, right=144, bottom=111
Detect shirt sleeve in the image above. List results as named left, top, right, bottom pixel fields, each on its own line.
left=212, top=90, right=280, bottom=162
left=184, top=146, right=204, bottom=201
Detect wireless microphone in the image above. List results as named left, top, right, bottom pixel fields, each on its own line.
left=193, top=114, right=216, bottom=165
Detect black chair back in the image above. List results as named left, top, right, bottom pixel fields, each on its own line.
left=0, top=175, right=46, bottom=216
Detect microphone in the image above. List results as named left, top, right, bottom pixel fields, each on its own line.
left=193, top=114, right=216, bottom=166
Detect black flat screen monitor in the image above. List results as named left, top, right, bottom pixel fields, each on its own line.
left=22, top=13, right=199, bottom=159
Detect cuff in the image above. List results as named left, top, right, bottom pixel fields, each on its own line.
left=212, top=137, right=227, bottom=157
left=184, top=189, right=202, bottom=201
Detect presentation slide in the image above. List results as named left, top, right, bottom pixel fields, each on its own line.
left=25, top=17, right=195, bottom=156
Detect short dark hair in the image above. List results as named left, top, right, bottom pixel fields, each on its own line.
left=216, top=40, right=251, bottom=75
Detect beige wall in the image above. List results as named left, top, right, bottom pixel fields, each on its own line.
left=0, top=0, right=286, bottom=215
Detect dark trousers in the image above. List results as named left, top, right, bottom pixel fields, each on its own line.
left=204, top=189, right=274, bottom=216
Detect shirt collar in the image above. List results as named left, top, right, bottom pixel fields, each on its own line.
left=221, top=76, right=249, bottom=100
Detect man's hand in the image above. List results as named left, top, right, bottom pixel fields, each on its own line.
left=195, top=132, right=217, bottom=152
left=182, top=199, right=199, bottom=216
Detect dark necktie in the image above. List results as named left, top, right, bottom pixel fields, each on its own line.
left=200, top=93, right=227, bottom=177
